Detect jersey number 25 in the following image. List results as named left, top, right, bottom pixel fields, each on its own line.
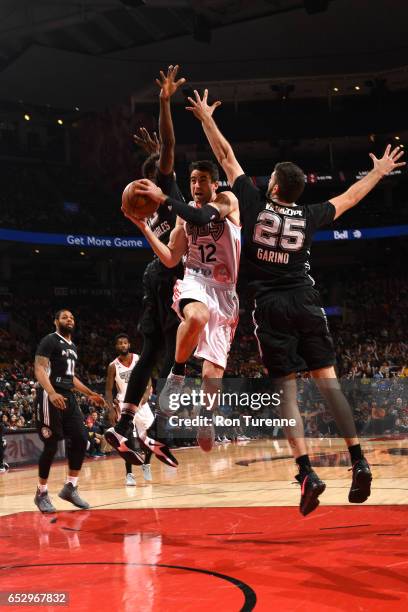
left=253, top=211, right=306, bottom=251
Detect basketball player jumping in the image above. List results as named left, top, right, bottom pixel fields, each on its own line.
left=105, top=333, right=154, bottom=485
left=34, top=309, right=105, bottom=513
left=127, top=158, right=240, bottom=452
left=184, top=89, right=405, bottom=515
left=105, top=65, right=185, bottom=467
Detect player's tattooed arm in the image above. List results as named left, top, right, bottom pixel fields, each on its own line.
left=330, top=145, right=405, bottom=220
left=34, top=355, right=66, bottom=410
left=157, top=65, right=186, bottom=176
left=186, top=89, right=244, bottom=187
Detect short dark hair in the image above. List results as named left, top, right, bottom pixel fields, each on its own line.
left=54, top=309, right=72, bottom=320
left=189, top=160, right=219, bottom=183
left=273, top=162, right=305, bottom=203
left=141, top=153, right=159, bottom=179
left=115, top=333, right=129, bottom=344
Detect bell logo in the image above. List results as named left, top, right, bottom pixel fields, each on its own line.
left=334, top=230, right=349, bottom=240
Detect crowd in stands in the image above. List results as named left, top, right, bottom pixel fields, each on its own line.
left=1, top=271, right=408, bottom=444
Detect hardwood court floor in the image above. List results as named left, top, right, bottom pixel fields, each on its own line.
left=1, top=437, right=407, bottom=515
left=0, top=438, right=407, bottom=611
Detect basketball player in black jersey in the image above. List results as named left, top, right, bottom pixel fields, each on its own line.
left=34, top=309, right=105, bottom=513
left=105, top=65, right=185, bottom=468
left=184, top=89, right=405, bottom=515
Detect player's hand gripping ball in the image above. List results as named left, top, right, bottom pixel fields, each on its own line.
left=122, top=180, right=159, bottom=220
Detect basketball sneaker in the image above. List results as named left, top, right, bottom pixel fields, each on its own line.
left=0, top=462, right=9, bottom=473
left=34, top=488, right=56, bottom=513
left=197, top=408, right=215, bottom=452
left=158, top=372, right=185, bottom=416
left=141, top=464, right=152, bottom=481
left=295, top=469, right=326, bottom=516
left=140, top=415, right=178, bottom=468
left=58, top=483, right=90, bottom=509
left=104, top=426, right=145, bottom=466
left=348, top=457, right=372, bottom=503
left=126, top=473, right=137, bottom=486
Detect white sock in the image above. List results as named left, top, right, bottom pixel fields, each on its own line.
left=66, top=476, right=78, bottom=487
left=38, top=483, right=48, bottom=493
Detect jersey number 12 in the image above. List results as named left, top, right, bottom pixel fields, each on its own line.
left=199, top=244, right=217, bottom=263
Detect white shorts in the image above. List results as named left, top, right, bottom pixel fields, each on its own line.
left=172, top=276, right=239, bottom=369
left=119, top=402, right=154, bottom=435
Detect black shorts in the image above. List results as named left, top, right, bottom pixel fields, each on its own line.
left=36, top=389, right=86, bottom=442
left=253, top=287, right=336, bottom=378
left=139, top=259, right=182, bottom=338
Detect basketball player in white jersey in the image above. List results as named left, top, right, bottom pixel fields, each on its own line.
left=105, top=334, right=154, bottom=484
left=126, top=159, right=240, bottom=452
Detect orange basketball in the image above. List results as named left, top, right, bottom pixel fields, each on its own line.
left=121, top=181, right=159, bottom=220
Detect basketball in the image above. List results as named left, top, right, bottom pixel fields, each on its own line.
left=122, top=180, right=159, bottom=220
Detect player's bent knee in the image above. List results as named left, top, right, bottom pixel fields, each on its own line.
left=41, top=437, right=59, bottom=457
left=186, top=311, right=210, bottom=331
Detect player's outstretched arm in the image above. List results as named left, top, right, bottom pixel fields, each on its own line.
left=330, top=145, right=405, bottom=220
left=186, top=89, right=244, bottom=187
left=157, top=64, right=186, bottom=175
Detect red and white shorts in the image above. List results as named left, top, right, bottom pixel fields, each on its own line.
left=172, top=275, right=239, bottom=369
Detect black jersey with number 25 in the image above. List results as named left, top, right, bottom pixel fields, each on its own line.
left=232, top=174, right=336, bottom=302
left=35, top=332, right=78, bottom=391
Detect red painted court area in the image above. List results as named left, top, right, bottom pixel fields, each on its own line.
left=0, top=506, right=407, bottom=611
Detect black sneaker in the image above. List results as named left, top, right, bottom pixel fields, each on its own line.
left=0, top=462, right=9, bottom=473
left=348, top=458, right=372, bottom=503
left=104, top=426, right=145, bottom=466
left=140, top=416, right=178, bottom=468
left=34, top=489, right=56, bottom=513
left=58, top=483, right=90, bottom=509
left=295, top=470, right=326, bottom=516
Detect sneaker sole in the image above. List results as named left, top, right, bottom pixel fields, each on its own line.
left=349, top=471, right=372, bottom=503
left=104, top=430, right=145, bottom=466
left=300, top=482, right=326, bottom=516
left=140, top=437, right=178, bottom=468
left=58, top=492, right=90, bottom=509
left=34, top=499, right=56, bottom=514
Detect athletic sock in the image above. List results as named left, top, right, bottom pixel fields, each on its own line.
left=172, top=362, right=186, bottom=376
left=66, top=476, right=78, bottom=487
left=38, top=483, right=48, bottom=494
left=348, top=444, right=363, bottom=463
left=296, top=454, right=312, bottom=478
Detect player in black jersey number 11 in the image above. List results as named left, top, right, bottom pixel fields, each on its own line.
left=34, top=309, right=105, bottom=513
